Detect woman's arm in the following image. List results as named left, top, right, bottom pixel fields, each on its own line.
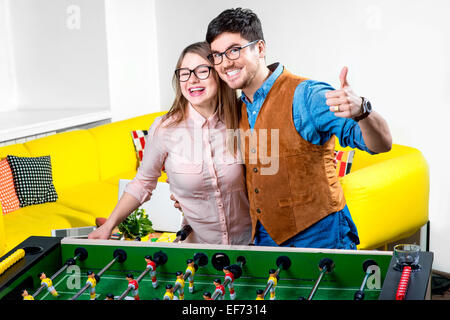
left=88, top=117, right=167, bottom=240
left=88, top=192, right=141, bottom=239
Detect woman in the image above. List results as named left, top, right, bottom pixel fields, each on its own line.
left=88, top=42, right=252, bottom=245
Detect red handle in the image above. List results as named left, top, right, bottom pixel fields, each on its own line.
left=396, top=266, right=412, bottom=300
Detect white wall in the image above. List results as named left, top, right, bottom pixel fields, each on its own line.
left=155, top=0, right=450, bottom=272
left=105, top=0, right=161, bottom=122
left=0, top=0, right=15, bottom=111
left=7, top=0, right=110, bottom=109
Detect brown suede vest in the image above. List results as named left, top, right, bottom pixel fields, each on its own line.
left=239, top=68, right=346, bottom=245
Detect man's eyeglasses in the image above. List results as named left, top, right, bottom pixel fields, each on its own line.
left=175, top=65, right=213, bottom=82
left=207, top=40, right=260, bottom=65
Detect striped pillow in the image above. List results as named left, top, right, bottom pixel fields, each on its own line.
left=334, top=150, right=355, bottom=177
left=131, top=130, right=148, bottom=166
left=0, top=159, right=20, bottom=214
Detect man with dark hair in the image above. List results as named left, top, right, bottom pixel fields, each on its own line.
left=205, top=8, right=392, bottom=249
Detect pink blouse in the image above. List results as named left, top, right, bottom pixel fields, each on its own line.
left=124, top=104, right=252, bottom=245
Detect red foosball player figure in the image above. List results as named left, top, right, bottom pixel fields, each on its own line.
left=126, top=273, right=140, bottom=300
left=185, top=259, right=196, bottom=293
left=86, top=271, right=97, bottom=300
left=267, top=269, right=278, bottom=300
left=145, top=255, right=158, bottom=288
left=256, top=289, right=264, bottom=300
left=213, top=278, right=225, bottom=300
left=203, top=291, right=212, bottom=300
left=163, top=284, right=178, bottom=300
left=175, top=271, right=185, bottom=300
left=38, top=272, right=59, bottom=298
left=21, top=289, right=34, bottom=300
left=223, top=266, right=236, bottom=300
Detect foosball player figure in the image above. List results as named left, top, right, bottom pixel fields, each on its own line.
left=126, top=273, right=140, bottom=300
left=175, top=271, right=185, bottom=300
left=163, top=284, right=178, bottom=300
left=86, top=271, right=97, bottom=300
left=223, top=266, right=236, bottom=300
left=267, top=269, right=278, bottom=300
left=21, top=289, right=34, bottom=300
left=145, top=255, right=158, bottom=288
left=105, top=293, right=115, bottom=300
left=203, top=291, right=212, bottom=300
left=185, top=259, right=196, bottom=293
left=256, top=289, right=264, bottom=300
left=38, top=272, right=59, bottom=298
left=213, top=278, right=225, bottom=300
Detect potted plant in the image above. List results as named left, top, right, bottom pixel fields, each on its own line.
left=118, top=208, right=154, bottom=241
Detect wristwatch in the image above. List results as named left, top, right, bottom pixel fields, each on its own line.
left=353, top=97, right=372, bottom=122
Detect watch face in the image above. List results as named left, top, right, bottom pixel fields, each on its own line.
left=365, top=100, right=372, bottom=112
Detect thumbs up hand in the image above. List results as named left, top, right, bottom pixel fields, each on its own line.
left=325, top=66, right=363, bottom=119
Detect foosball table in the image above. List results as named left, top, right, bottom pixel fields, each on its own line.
left=0, top=236, right=433, bottom=301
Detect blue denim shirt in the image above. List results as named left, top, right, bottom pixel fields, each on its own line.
left=241, top=63, right=363, bottom=249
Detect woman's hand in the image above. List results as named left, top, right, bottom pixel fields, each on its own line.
left=88, top=220, right=115, bottom=240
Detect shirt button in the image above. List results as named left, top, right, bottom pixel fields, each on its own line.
left=256, top=208, right=261, bottom=214
left=218, top=203, right=223, bottom=208
left=255, top=188, right=259, bottom=194
left=253, top=167, right=258, bottom=173
left=251, top=148, right=256, bottom=153
left=252, top=111, right=256, bottom=115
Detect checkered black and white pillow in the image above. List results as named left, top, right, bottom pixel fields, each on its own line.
left=6, top=155, right=58, bottom=207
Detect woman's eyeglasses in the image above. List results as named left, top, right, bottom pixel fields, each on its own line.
left=175, top=65, right=213, bottom=82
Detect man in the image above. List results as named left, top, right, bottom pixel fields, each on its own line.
left=204, top=8, right=392, bottom=249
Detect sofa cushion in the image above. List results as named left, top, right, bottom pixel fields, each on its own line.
left=0, top=159, right=20, bottom=214
left=24, top=130, right=100, bottom=190
left=7, top=155, right=58, bottom=207
left=57, top=181, right=119, bottom=219
left=0, top=143, right=31, bottom=160
left=3, top=202, right=95, bottom=252
left=89, top=112, right=166, bottom=181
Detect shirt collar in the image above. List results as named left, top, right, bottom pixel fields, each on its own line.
left=240, top=62, right=284, bottom=104
left=187, top=103, right=220, bottom=128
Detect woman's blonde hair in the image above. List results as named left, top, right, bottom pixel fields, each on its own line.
left=162, top=41, right=240, bottom=131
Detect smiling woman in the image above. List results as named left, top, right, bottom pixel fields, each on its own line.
left=89, top=41, right=252, bottom=246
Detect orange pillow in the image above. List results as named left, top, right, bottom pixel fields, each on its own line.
left=0, top=158, right=20, bottom=214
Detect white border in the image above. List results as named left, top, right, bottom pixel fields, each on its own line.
left=61, top=238, right=393, bottom=256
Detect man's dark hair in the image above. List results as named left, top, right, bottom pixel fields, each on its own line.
left=206, top=8, right=264, bottom=44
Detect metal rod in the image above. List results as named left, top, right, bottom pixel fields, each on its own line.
left=212, top=261, right=244, bottom=300
left=70, top=255, right=119, bottom=300
left=33, top=254, right=80, bottom=298
left=262, top=267, right=281, bottom=299
left=307, top=268, right=327, bottom=300
left=359, top=270, right=371, bottom=292
left=117, top=268, right=151, bottom=300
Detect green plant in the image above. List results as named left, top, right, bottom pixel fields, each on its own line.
left=118, top=208, right=154, bottom=239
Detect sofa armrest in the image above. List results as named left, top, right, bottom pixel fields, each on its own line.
left=340, top=151, right=429, bottom=250
left=0, top=202, right=6, bottom=256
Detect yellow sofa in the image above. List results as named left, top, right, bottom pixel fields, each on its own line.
left=0, top=111, right=429, bottom=255
left=0, top=112, right=167, bottom=255
left=336, top=142, right=429, bottom=249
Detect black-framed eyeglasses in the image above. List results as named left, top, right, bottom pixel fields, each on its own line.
left=207, top=40, right=260, bottom=65
left=175, top=65, right=213, bottom=82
